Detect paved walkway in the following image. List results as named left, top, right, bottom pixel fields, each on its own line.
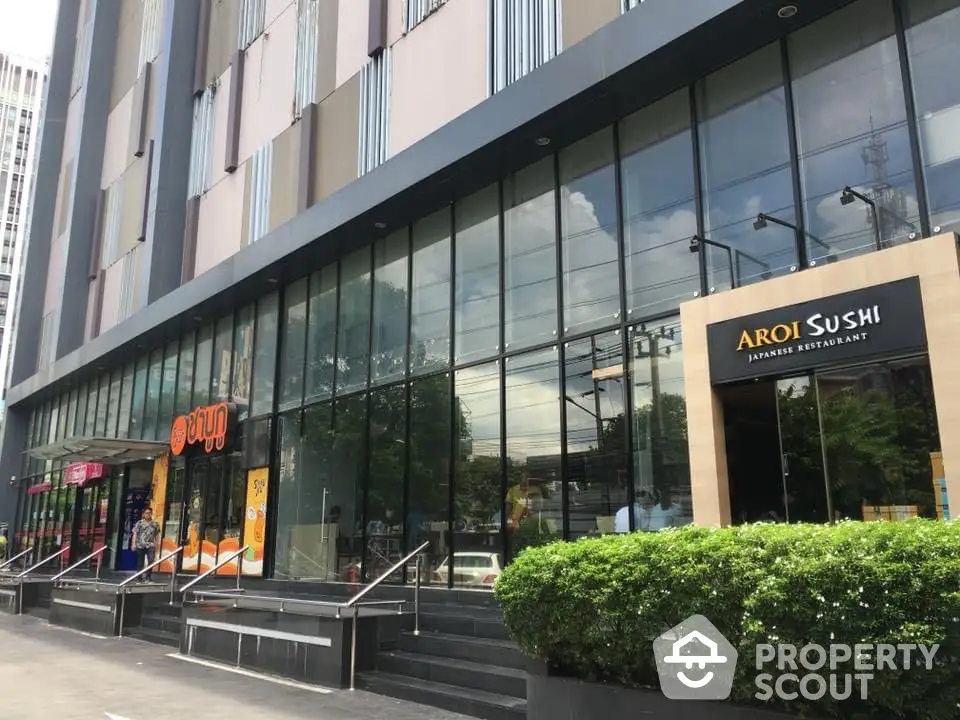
left=0, top=614, right=471, bottom=720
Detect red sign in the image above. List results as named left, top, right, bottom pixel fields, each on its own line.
left=64, top=462, right=106, bottom=486
left=27, top=482, right=51, bottom=495
left=170, top=402, right=231, bottom=456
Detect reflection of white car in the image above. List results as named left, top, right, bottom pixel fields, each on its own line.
left=433, top=552, right=503, bottom=587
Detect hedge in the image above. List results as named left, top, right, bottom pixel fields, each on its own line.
left=494, top=520, right=960, bottom=719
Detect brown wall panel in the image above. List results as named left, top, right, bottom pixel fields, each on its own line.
left=181, top=195, right=200, bottom=284
left=561, top=0, right=620, bottom=49
left=110, top=0, right=144, bottom=109
left=312, top=73, right=360, bottom=205
left=224, top=50, right=245, bottom=173
left=194, top=0, right=212, bottom=94
left=128, top=62, right=153, bottom=158
left=316, top=0, right=340, bottom=102
left=205, top=0, right=240, bottom=87
left=269, top=123, right=300, bottom=232
left=297, top=104, right=317, bottom=213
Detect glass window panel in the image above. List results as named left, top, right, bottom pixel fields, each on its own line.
left=504, top=346, right=561, bottom=558
left=454, top=184, right=500, bottom=365
left=453, top=360, right=503, bottom=587
left=408, top=373, right=451, bottom=581
left=211, top=314, right=233, bottom=403
left=410, top=210, right=451, bottom=375
left=336, top=248, right=372, bottom=396
left=790, top=1, right=919, bottom=261
left=106, top=371, right=121, bottom=437
left=158, top=341, right=178, bottom=437
left=305, top=263, right=339, bottom=403
left=365, top=385, right=405, bottom=582
left=251, top=292, right=279, bottom=417
left=232, top=305, right=254, bottom=420
left=564, top=331, right=628, bottom=540
left=128, top=358, right=148, bottom=439
left=504, top=158, right=558, bottom=351
left=117, top=363, right=134, bottom=438
left=193, top=324, right=213, bottom=407
left=279, top=279, right=308, bottom=410
left=698, top=43, right=798, bottom=290
left=65, top=389, right=77, bottom=440
left=371, top=230, right=409, bottom=385
left=628, top=316, right=692, bottom=531
left=94, top=375, right=109, bottom=435
left=141, top=351, right=163, bottom=440
left=620, top=90, right=700, bottom=319
left=176, top=333, right=195, bottom=414
left=559, top=128, right=621, bottom=335
left=904, top=0, right=960, bottom=233
left=84, top=383, right=98, bottom=435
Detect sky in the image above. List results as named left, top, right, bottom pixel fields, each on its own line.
left=0, top=0, right=58, bottom=62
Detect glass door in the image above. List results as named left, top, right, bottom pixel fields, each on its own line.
left=775, top=376, right=830, bottom=523
left=181, top=459, right=208, bottom=573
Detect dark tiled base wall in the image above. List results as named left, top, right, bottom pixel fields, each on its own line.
left=47, top=588, right=145, bottom=636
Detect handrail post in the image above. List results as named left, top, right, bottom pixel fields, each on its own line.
left=350, top=604, right=359, bottom=691
left=0, top=547, right=33, bottom=572
left=118, top=592, right=126, bottom=638
left=414, top=555, right=421, bottom=636
left=235, top=550, right=242, bottom=591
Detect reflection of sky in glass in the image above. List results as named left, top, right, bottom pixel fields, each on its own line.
left=371, top=230, right=408, bottom=385
left=410, top=209, right=451, bottom=375
left=455, top=185, right=500, bottom=364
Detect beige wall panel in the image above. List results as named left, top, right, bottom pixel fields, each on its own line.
left=316, top=0, right=340, bottom=102
left=312, top=73, right=359, bottom=204
left=209, top=64, right=233, bottom=189
left=55, top=158, right=74, bottom=239
left=238, top=5, right=297, bottom=164
left=386, top=0, right=404, bottom=46
left=98, top=260, right=123, bottom=334
left=142, top=62, right=161, bottom=143
left=266, top=0, right=296, bottom=27
left=101, top=89, right=135, bottom=187
left=84, top=279, right=97, bottom=344
left=336, top=0, right=370, bottom=89
left=110, top=0, right=144, bottom=109
left=61, top=95, right=82, bottom=168
left=268, top=123, right=299, bottom=232
left=44, top=233, right=67, bottom=316
left=194, top=167, right=247, bottom=276
left=680, top=233, right=960, bottom=525
left=561, top=0, right=620, bottom=49
left=118, top=158, right=148, bottom=257
left=388, top=0, right=487, bottom=157
left=206, top=0, right=240, bottom=86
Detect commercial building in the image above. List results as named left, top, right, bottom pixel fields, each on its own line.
left=0, top=53, right=45, bottom=424
left=2, top=0, right=960, bottom=585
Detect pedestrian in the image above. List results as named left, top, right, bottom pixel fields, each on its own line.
left=0, top=529, right=7, bottom=563
left=130, top=507, right=160, bottom=582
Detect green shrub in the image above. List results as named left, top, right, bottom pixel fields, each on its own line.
left=494, top=520, right=960, bottom=719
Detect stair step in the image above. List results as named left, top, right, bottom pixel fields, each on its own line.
left=138, top=613, right=182, bottom=635
left=399, top=632, right=525, bottom=670
left=358, top=671, right=526, bottom=720
left=127, top=625, right=180, bottom=648
left=377, top=650, right=526, bottom=698
left=419, top=610, right=509, bottom=640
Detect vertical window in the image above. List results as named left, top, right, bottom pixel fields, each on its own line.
left=489, top=0, right=561, bottom=95
left=176, top=333, right=195, bottom=414
left=37, top=311, right=55, bottom=369
left=193, top=323, right=214, bottom=407
left=238, top=0, right=267, bottom=50
left=504, top=158, right=557, bottom=352
left=454, top=184, right=500, bottom=365
left=619, top=90, right=698, bottom=318
left=71, top=17, right=91, bottom=96
left=232, top=305, right=255, bottom=420
left=452, top=361, right=502, bottom=586
left=95, top=375, right=109, bottom=435
left=404, top=0, right=448, bottom=32
left=904, top=0, right=960, bottom=233
left=246, top=141, right=273, bottom=245
left=366, top=384, right=406, bottom=581
left=118, top=245, right=141, bottom=321
left=410, top=210, right=451, bottom=375
left=294, top=0, right=321, bottom=117
left=128, top=356, right=148, bottom=439
left=559, top=128, right=621, bottom=335
left=337, top=248, right=372, bottom=395
left=628, top=317, right=691, bottom=531
left=251, top=292, right=279, bottom=417
left=305, top=264, right=339, bottom=403
left=106, top=370, right=121, bottom=437
left=790, top=0, right=918, bottom=261
left=371, top=230, right=409, bottom=385
left=505, top=347, right=561, bottom=557
left=621, top=0, right=644, bottom=12
left=138, top=0, right=165, bottom=68
left=158, top=341, right=178, bottom=435
left=100, top=180, right=124, bottom=269
left=187, top=86, right=215, bottom=197
left=358, top=49, right=392, bottom=176
left=279, top=278, right=308, bottom=410
left=698, top=44, right=798, bottom=289
left=117, top=363, right=134, bottom=438
left=141, top=351, right=162, bottom=440
left=211, top=314, right=234, bottom=403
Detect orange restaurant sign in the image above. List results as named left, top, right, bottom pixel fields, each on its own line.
left=170, top=402, right=231, bottom=456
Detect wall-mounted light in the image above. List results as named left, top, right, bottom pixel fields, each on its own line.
left=778, top=5, right=798, bottom=18
left=535, top=137, right=551, bottom=147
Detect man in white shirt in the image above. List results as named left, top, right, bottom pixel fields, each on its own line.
left=614, top=488, right=677, bottom=532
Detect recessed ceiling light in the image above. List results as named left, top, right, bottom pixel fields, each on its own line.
left=535, top=137, right=551, bottom=146
left=266, top=277, right=278, bottom=284
left=778, top=5, right=798, bottom=18
left=374, top=222, right=387, bottom=230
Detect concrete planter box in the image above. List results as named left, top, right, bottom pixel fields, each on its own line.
left=527, top=662, right=815, bottom=720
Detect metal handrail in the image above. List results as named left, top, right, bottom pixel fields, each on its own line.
left=178, top=546, right=248, bottom=595
left=0, top=547, right=32, bottom=571
left=116, top=546, right=186, bottom=639
left=17, top=545, right=71, bottom=579
left=51, top=545, right=110, bottom=583
left=345, top=540, right=429, bottom=608
left=187, top=589, right=405, bottom=613
left=119, top=546, right=184, bottom=589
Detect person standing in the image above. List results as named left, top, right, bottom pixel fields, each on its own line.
left=130, top=508, right=160, bottom=582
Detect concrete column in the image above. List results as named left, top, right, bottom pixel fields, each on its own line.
left=0, top=407, right=28, bottom=530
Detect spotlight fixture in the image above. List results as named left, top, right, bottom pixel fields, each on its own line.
left=535, top=137, right=551, bottom=147
left=374, top=221, right=387, bottom=230
left=777, top=5, right=798, bottom=18
left=840, top=188, right=856, bottom=206
left=266, top=277, right=278, bottom=284
left=934, top=225, right=943, bottom=234
left=688, top=235, right=702, bottom=253
left=753, top=214, right=768, bottom=231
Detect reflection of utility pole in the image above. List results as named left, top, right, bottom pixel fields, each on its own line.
left=632, top=325, right=674, bottom=495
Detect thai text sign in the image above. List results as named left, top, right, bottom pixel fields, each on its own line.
left=169, top=402, right=233, bottom=456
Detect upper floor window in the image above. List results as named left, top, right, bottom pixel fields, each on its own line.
left=488, top=0, right=561, bottom=95
left=294, top=0, right=321, bottom=118
left=70, top=18, right=92, bottom=97
left=187, top=84, right=216, bottom=197
left=138, top=0, right=165, bottom=68
left=359, top=49, right=392, bottom=176
left=238, top=0, right=267, bottom=50
left=246, top=141, right=273, bottom=245
left=404, top=0, right=448, bottom=33
left=621, top=0, right=644, bottom=13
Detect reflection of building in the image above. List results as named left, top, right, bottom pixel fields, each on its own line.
left=3, top=0, right=960, bottom=686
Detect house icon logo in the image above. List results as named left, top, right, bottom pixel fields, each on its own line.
left=653, top=615, right=738, bottom=700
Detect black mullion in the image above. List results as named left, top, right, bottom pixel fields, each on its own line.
left=447, top=203, right=456, bottom=588
left=892, top=0, right=931, bottom=238
left=553, top=152, right=569, bottom=541
left=497, top=179, right=509, bottom=563
left=780, top=36, right=809, bottom=271
left=688, top=84, right=708, bottom=299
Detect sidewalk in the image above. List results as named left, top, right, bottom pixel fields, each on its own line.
left=0, top=614, right=473, bottom=720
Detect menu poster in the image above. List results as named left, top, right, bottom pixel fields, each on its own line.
left=241, top=467, right=269, bottom=577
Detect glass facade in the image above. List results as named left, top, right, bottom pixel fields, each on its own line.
left=12, top=0, right=960, bottom=584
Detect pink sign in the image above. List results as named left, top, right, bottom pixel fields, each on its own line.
left=64, top=462, right=106, bottom=486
